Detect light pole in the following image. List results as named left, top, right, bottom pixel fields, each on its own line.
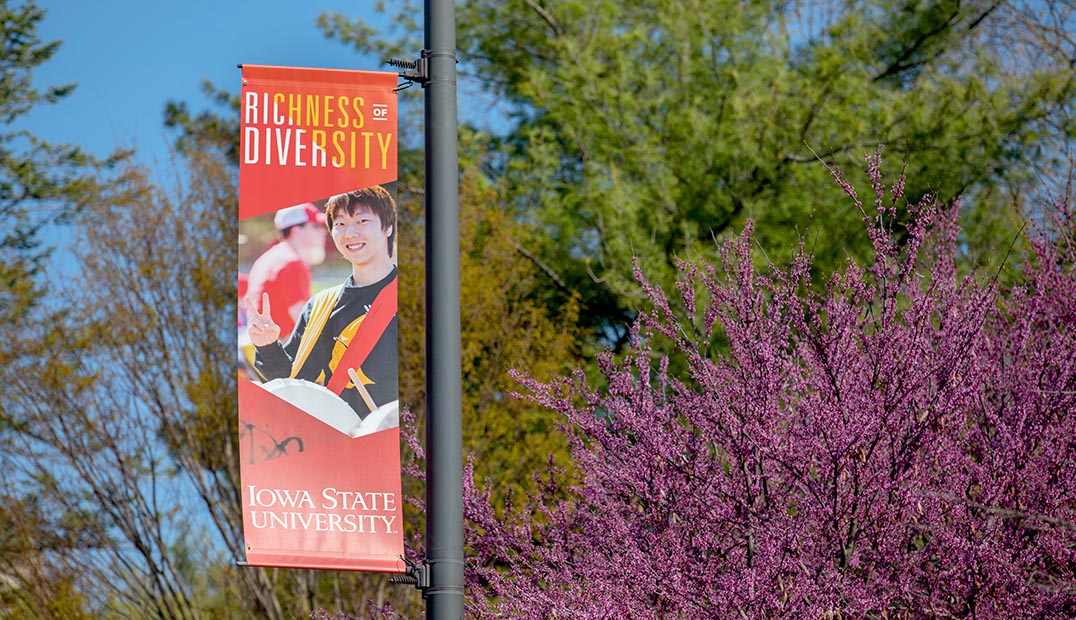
left=423, top=0, right=464, bottom=616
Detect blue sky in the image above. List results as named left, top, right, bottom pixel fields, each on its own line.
left=22, top=0, right=387, bottom=164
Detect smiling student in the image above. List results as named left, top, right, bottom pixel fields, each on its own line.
left=246, top=185, right=398, bottom=418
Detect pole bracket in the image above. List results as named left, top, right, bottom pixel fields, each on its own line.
left=387, top=52, right=429, bottom=90
left=388, top=558, right=430, bottom=594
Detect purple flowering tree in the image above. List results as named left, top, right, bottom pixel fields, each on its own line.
left=463, top=156, right=1076, bottom=619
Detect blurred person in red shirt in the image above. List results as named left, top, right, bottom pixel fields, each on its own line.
left=245, top=203, right=327, bottom=339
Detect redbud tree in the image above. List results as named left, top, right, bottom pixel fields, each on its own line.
left=463, top=156, right=1076, bottom=619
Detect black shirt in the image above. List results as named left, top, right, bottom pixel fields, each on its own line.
left=255, top=267, right=398, bottom=418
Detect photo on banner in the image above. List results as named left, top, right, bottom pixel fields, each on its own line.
left=236, top=65, right=404, bottom=573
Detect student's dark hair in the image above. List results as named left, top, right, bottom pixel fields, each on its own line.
left=324, top=185, right=397, bottom=257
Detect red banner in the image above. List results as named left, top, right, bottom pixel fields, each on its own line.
left=239, top=65, right=399, bottom=218
left=237, top=65, right=403, bottom=573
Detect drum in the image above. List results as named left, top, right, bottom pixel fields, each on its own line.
left=261, top=378, right=399, bottom=438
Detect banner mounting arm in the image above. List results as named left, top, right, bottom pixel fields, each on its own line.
left=387, top=52, right=429, bottom=91
left=389, top=557, right=430, bottom=594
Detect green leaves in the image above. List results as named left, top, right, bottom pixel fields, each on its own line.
left=437, top=0, right=1076, bottom=314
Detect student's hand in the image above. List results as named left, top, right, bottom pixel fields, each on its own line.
left=246, top=293, right=281, bottom=347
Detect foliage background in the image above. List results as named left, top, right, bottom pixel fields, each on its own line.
left=1, top=0, right=1074, bottom=618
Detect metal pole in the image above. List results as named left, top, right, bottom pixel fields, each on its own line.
left=424, top=0, right=464, bottom=616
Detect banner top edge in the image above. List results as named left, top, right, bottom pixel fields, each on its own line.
left=240, top=64, right=399, bottom=84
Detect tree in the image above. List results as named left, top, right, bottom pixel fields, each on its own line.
left=0, top=0, right=97, bottom=365
left=397, top=128, right=582, bottom=506
left=3, top=150, right=244, bottom=620
left=0, top=2, right=109, bottom=617
left=463, top=158, right=1076, bottom=618
left=324, top=0, right=1076, bottom=342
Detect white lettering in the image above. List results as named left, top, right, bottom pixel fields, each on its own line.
left=244, top=91, right=260, bottom=124
left=243, top=126, right=260, bottom=164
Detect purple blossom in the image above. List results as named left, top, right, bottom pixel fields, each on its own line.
left=464, top=160, right=1076, bottom=619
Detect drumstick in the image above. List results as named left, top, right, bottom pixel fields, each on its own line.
left=346, top=367, right=377, bottom=414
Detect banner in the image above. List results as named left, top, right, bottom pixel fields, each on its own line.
left=237, top=65, right=403, bottom=573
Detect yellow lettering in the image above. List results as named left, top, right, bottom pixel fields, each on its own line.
left=305, top=94, right=319, bottom=126
left=377, top=133, right=393, bottom=169
left=361, top=132, right=373, bottom=168
left=332, top=131, right=346, bottom=167
left=351, top=97, right=365, bottom=128
left=337, top=96, right=350, bottom=128
left=287, top=93, right=301, bottom=125
left=323, top=95, right=335, bottom=129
